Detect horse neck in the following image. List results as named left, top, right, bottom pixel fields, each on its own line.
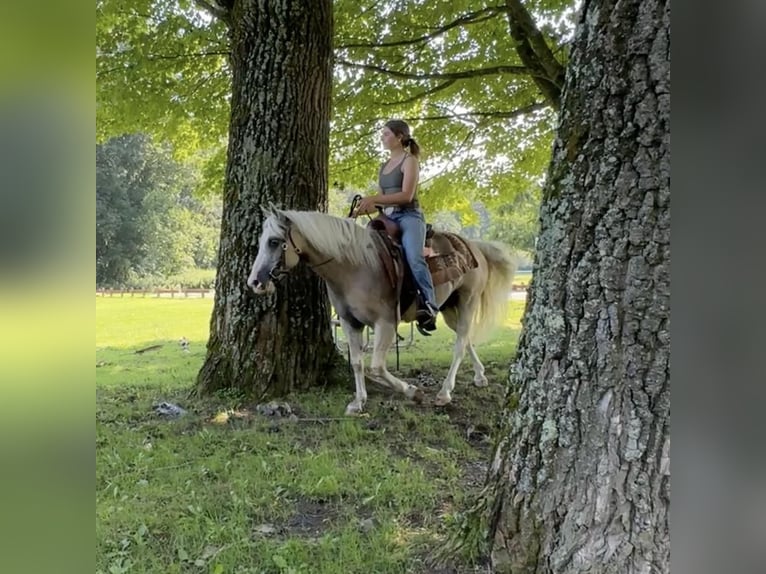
left=300, top=242, right=375, bottom=292
left=301, top=245, right=355, bottom=280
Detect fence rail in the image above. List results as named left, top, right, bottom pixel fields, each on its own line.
left=96, top=288, right=214, bottom=298
left=97, top=283, right=528, bottom=299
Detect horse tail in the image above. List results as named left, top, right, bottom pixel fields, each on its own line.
left=471, top=240, right=518, bottom=340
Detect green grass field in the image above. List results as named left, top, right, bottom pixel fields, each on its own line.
left=512, top=270, right=532, bottom=286
left=96, top=296, right=523, bottom=573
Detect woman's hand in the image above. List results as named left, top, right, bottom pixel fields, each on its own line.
left=354, top=196, right=379, bottom=216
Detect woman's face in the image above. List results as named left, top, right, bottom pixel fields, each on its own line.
left=380, top=127, right=401, bottom=150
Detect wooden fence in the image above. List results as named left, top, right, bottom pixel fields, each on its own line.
left=97, top=283, right=528, bottom=299
left=96, top=288, right=213, bottom=298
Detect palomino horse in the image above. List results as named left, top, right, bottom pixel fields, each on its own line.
left=247, top=207, right=517, bottom=415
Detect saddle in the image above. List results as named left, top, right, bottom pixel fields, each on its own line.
left=364, top=210, right=478, bottom=319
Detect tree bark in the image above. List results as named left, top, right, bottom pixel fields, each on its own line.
left=196, top=0, right=338, bottom=397
left=484, top=0, right=670, bottom=571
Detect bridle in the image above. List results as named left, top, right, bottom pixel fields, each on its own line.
left=267, top=224, right=332, bottom=282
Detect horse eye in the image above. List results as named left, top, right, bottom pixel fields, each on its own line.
left=268, top=238, right=281, bottom=248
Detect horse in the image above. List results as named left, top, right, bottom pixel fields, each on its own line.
left=247, top=207, right=517, bottom=415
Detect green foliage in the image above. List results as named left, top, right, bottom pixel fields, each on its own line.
left=96, top=134, right=221, bottom=286
left=330, top=0, right=572, bottom=215
left=97, top=1, right=576, bottom=222
left=487, top=187, right=542, bottom=253
left=96, top=0, right=230, bottom=152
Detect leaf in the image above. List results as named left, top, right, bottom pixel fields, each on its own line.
left=177, top=547, right=189, bottom=561
left=272, top=554, right=288, bottom=569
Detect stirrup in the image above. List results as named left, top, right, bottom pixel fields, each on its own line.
left=416, top=304, right=437, bottom=336
left=416, top=321, right=436, bottom=337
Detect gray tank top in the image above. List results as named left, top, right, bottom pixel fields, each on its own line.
left=378, top=155, right=419, bottom=211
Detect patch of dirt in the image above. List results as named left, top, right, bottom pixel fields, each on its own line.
left=283, top=498, right=340, bottom=537
left=253, top=498, right=342, bottom=541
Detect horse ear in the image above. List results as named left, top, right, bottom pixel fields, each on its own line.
left=274, top=210, right=289, bottom=225
left=263, top=202, right=289, bottom=223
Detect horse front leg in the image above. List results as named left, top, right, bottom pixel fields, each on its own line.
left=367, top=321, right=424, bottom=404
left=340, top=318, right=368, bottom=416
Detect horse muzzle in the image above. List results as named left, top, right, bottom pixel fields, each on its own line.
left=248, top=268, right=277, bottom=295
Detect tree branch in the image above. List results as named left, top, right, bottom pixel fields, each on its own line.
left=420, top=125, right=480, bottom=186
left=337, top=6, right=506, bottom=49
left=403, top=102, right=548, bottom=122
left=336, top=60, right=534, bottom=81
left=503, top=0, right=566, bottom=109
left=146, top=50, right=230, bottom=62
left=194, top=0, right=232, bottom=26
left=377, top=80, right=457, bottom=106
left=97, top=51, right=229, bottom=79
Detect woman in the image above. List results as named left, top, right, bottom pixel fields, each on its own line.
left=354, top=119, right=439, bottom=332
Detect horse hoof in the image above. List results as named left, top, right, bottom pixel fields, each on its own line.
left=473, top=375, right=489, bottom=387
left=345, top=403, right=364, bottom=416
left=434, top=394, right=452, bottom=407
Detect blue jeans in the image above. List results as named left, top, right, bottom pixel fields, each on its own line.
left=388, top=209, right=436, bottom=308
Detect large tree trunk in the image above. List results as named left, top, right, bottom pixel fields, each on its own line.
left=196, top=0, right=337, bottom=397
left=483, top=0, right=670, bottom=571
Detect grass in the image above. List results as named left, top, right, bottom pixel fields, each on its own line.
left=512, top=270, right=532, bottom=286
left=96, top=296, right=524, bottom=573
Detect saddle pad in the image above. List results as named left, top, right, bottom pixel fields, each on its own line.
left=427, top=232, right=478, bottom=286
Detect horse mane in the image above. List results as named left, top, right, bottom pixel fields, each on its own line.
left=280, top=210, right=382, bottom=271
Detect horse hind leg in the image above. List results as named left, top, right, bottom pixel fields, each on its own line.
left=435, top=297, right=481, bottom=406
left=466, top=343, right=488, bottom=387
left=440, top=304, right=488, bottom=390
left=367, top=321, right=423, bottom=404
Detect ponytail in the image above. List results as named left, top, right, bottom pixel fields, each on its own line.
left=384, top=119, right=421, bottom=158
left=405, top=137, right=420, bottom=158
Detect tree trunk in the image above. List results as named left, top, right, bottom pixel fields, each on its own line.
left=196, top=0, right=338, bottom=397
left=484, top=0, right=670, bottom=571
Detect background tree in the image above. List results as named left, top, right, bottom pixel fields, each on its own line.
left=487, top=187, right=541, bottom=254
left=96, top=134, right=177, bottom=285
left=96, top=133, right=221, bottom=286
left=447, top=0, right=670, bottom=571
left=192, top=0, right=338, bottom=397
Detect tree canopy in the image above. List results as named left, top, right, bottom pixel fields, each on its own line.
left=97, top=0, right=578, bottom=222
